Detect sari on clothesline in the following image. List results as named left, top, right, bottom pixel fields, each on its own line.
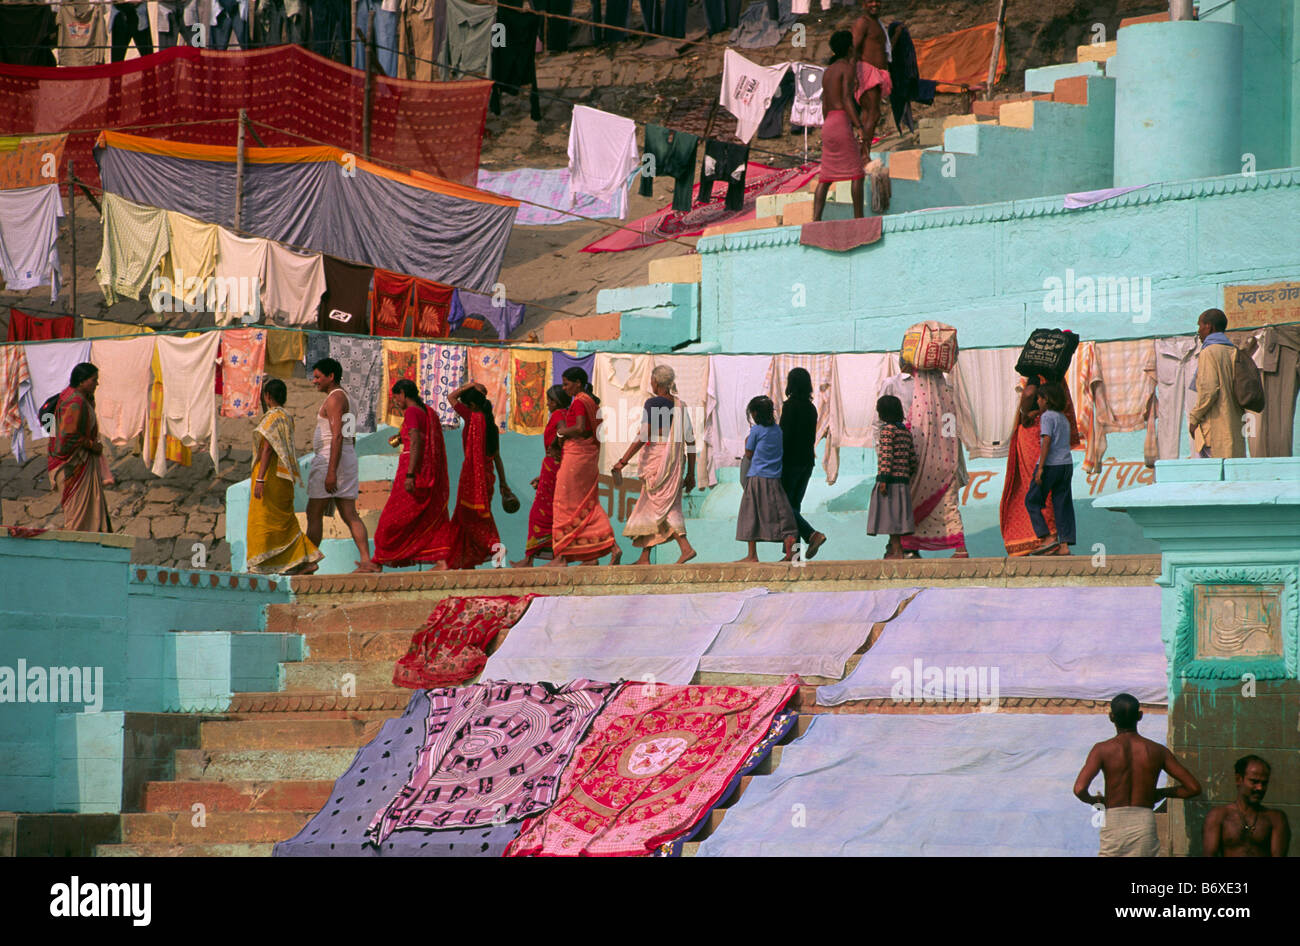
left=551, top=391, right=616, bottom=561
left=524, top=408, right=564, bottom=558
left=623, top=396, right=688, bottom=549
left=372, top=404, right=450, bottom=566
left=999, top=378, right=1081, bottom=556
left=246, top=406, right=322, bottom=573
left=429, top=402, right=500, bottom=569
left=47, top=387, right=112, bottom=533
left=900, top=370, right=965, bottom=552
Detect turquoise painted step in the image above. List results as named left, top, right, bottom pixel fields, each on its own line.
left=596, top=282, right=700, bottom=351
left=1024, top=60, right=1104, bottom=93
left=173, top=748, right=359, bottom=782
left=888, top=77, right=1116, bottom=214
left=163, top=631, right=305, bottom=713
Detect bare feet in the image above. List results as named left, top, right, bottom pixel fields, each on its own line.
left=805, top=532, right=826, bottom=560
left=1048, top=544, right=1072, bottom=555
left=292, top=562, right=319, bottom=576
left=431, top=561, right=449, bottom=571
left=352, top=561, right=381, bottom=574
left=510, top=558, right=533, bottom=568
left=633, top=551, right=653, bottom=566
left=609, top=548, right=622, bottom=566
left=952, top=548, right=970, bottom=558
left=676, top=547, right=697, bottom=565
left=735, top=555, right=759, bottom=563
left=1031, top=538, right=1059, bottom=556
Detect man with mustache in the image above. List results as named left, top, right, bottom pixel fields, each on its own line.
left=1203, top=755, right=1291, bottom=857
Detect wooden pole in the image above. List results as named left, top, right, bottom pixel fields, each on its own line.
left=234, top=109, right=247, bottom=230
left=362, top=9, right=376, bottom=159
left=67, top=160, right=77, bottom=317
left=985, top=0, right=1008, bottom=101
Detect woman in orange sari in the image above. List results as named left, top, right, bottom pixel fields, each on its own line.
left=429, top=381, right=508, bottom=569
left=551, top=366, right=621, bottom=566
left=514, top=384, right=571, bottom=567
left=1000, top=376, right=1080, bottom=555
left=372, top=379, right=450, bottom=568
left=48, top=362, right=112, bottom=533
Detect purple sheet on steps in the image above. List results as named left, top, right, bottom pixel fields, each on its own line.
left=273, top=691, right=520, bottom=857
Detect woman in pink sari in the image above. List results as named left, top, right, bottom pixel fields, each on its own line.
left=900, top=368, right=968, bottom=557
left=48, top=362, right=112, bottom=533
left=514, top=384, right=570, bottom=567
left=614, top=364, right=697, bottom=565
left=551, top=366, right=621, bottom=566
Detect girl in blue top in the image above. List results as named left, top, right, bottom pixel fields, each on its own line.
left=736, top=395, right=799, bottom=562
left=1025, top=382, right=1076, bottom=555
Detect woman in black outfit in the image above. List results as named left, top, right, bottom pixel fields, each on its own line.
left=780, top=367, right=828, bottom=559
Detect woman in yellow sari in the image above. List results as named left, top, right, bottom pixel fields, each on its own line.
left=247, top=378, right=322, bottom=575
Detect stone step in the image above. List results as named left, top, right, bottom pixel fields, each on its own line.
left=121, top=811, right=312, bottom=844
left=266, top=598, right=435, bottom=636
left=227, top=689, right=412, bottom=714
left=143, top=780, right=335, bottom=813
left=219, top=708, right=401, bottom=723
left=286, top=556, right=1161, bottom=606
left=281, top=659, right=400, bottom=692
left=95, top=841, right=276, bottom=857
left=304, top=629, right=414, bottom=662
left=173, top=748, right=360, bottom=782
left=200, top=718, right=381, bottom=751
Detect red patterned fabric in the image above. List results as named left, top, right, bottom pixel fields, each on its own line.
left=392, top=594, right=538, bottom=689
left=525, top=410, right=563, bottom=556
left=371, top=270, right=414, bottom=337
left=411, top=278, right=454, bottom=338
left=0, top=46, right=490, bottom=189
left=506, top=682, right=798, bottom=857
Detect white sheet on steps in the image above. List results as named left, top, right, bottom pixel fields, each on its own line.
left=696, top=712, right=1167, bottom=857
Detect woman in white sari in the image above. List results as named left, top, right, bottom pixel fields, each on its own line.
left=613, top=365, right=697, bottom=565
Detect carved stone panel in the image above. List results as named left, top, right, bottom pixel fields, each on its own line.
left=1194, top=584, right=1284, bottom=659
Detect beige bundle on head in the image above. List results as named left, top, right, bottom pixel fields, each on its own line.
left=902, top=321, right=959, bottom=372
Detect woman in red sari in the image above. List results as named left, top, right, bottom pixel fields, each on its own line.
left=552, top=366, right=621, bottom=566
left=429, top=381, right=509, bottom=569
left=372, top=379, right=450, bottom=568
left=513, top=384, right=571, bottom=567
left=1000, top=376, right=1080, bottom=555
left=48, top=362, right=112, bottom=533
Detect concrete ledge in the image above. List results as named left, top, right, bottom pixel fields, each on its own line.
left=0, top=812, right=121, bottom=856
left=15, top=530, right=134, bottom=549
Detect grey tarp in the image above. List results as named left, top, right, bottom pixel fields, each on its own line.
left=96, top=140, right=516, bottom=293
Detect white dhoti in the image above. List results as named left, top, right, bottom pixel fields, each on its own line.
left=1098, top=806, right=1159, bottom=857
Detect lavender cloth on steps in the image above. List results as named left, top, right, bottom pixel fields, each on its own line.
left=273, top=691, right=519, bottom=857
left=817, top=585, right=1166, bottom=706
left=1063, top=185, right=1150, bottom=209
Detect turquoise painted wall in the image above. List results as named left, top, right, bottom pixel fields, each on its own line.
left=1113, top=21, right=1243, bottom=187
left=1202, top=0, right=1299, bottom=172
left=696, top=169, right=1300, bottom=355
left=0, top=535, right=291, bottom=812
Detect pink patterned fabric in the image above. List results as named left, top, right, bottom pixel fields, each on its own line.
left=366, top=680, right=616, bottom=845
left=506, top=682, right=797, bottom=857
left=218, top=328, right=267, bottom=419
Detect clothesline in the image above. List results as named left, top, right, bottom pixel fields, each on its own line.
left=63, top=175, right=600, bottom=321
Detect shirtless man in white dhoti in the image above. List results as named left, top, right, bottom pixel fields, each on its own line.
left=306, top=357, right=378, bottom=574
left=1073, top=693, right=1202, bottom=856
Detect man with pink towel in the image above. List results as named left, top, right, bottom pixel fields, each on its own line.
left=812, top=30, right=868, bottom=221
